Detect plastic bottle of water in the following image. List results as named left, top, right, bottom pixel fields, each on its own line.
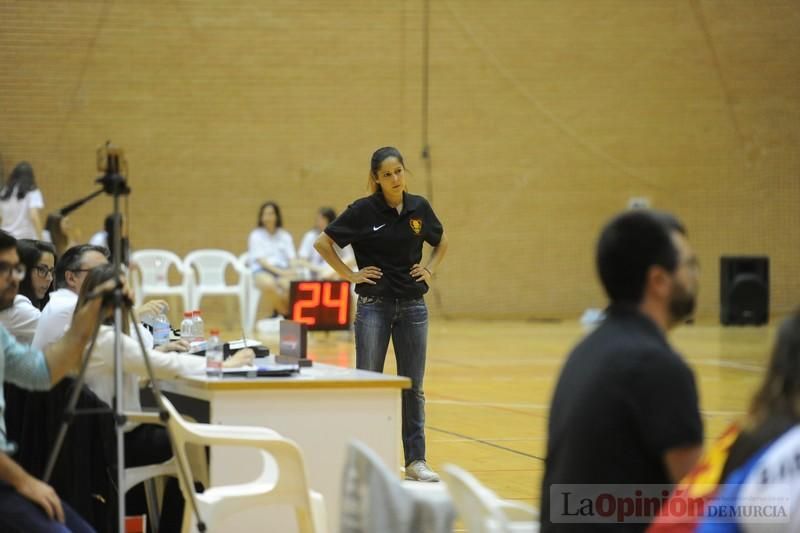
left=180, top=311, right=194, bottom=342
left=153, top=313, right=171, bottom=346
left=206, top=328, right=223, bottom=379
left=191, top=310, right=205, bottom=343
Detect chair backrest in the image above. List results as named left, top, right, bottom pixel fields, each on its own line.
left=442, top=464, right=507, bottom=533
left=340, top=440, right=414, bottom=533
left=238, top=252, right=250, bottom=271
left=131, top=249, right=185, bottom=288
left=184, top=249, right=242, bottom=289
left=158, top=396, right=321, bottom=531
left=158, top=396, right=203, bottom=493
left=238, top=251, right=256, bottom=286
left=442, top=464, right=538, bottom=533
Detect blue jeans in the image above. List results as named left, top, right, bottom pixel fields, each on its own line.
left=354, top=295, right=429, bottom=466
left=0, top=481, right=95, bottom=533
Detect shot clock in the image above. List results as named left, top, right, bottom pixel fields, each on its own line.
left=288, top=281, right=352, bottom=331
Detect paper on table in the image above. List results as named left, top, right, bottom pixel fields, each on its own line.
left=221, top=363, right=300, bottom=377
left=222, top=365, right=259, bottom=373
left=225, top=339, right=263, bottom=350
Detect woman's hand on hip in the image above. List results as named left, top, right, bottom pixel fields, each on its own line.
left=349, top=266, right=382, bottom=285
left=411, top=264, right=432, bottom=285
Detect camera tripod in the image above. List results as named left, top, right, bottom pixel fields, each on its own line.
left=43, top=144, right=208, bottom=532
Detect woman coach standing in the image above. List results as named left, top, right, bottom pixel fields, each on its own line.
left=314, top=146, right=448, bottom=482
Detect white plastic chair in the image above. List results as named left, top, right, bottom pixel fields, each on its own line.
left=123, top=412, right=179, bottom=533
left=130, top=249, right=191, bottom=311
left=238, top=252, right=260, bottom=333
left=340, top=440, right=455, bottom=533
left=124, top=458, right=176, bottom=533
left=183, top=249, right=248, bottom=328
left=157, top=396, right=327, bottom=533
left=441, top=464, right=539, bottom=533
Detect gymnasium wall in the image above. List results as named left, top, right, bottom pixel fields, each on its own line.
left=1, top=0, right=798, bottom=320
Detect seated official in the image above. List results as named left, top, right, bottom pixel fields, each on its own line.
left=78, top=264, right=255, bottom=412
left=0, top=239, right=56, bottom=344
left=76, top=264, right=255, bottom=530
left=31, top=244, right=165, bottom=353
left=0, top=229, right=114, bottom=533
left=32, top=245, right=109, bottom=351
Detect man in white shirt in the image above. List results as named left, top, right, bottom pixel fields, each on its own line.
left=0, top=294, right=40, bottom=345
left=32, top=244, right=168, bottom=352
left=32, top=245, right=110, bottom=351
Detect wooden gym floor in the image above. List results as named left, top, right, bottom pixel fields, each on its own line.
left=231, top=315, right=778, bottom=510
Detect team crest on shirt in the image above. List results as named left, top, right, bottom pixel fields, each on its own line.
left=409, top=217, right=423, bottom=235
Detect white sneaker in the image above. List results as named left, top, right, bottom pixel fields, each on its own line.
left=405, top=460, right=440, bottom=482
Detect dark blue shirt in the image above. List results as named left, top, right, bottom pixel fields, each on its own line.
left=540, top=304, right=703, bottom=532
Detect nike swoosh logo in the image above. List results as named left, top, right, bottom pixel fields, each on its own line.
left=373, top=224, right=386, bottom=231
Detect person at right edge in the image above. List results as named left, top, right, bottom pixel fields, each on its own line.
left=315, top=146, right=448, bottom=482
left=540, top=209, right=703, bottom=532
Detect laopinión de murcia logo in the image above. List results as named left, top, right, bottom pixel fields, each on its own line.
left=551, top=484, right=790, bottom=525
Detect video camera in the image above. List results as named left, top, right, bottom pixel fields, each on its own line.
left=96, top=141, right=128, bottom=177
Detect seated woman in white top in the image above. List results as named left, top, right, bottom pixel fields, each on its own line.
left=247, top=201, right=296, bottom=317
left=0, top=162, right=44, bottom=240
left=296, top=207, right=356, bottom=280
left=76, top=264, right=254, bottom=529
left=0, top=239, right=55, bottom=344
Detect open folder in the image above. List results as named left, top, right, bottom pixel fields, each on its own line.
left=224, top=338, right=264, bottom=351
left=221, top=363, right=299, bottom=377
left=189, top=338, right=269, bottom=357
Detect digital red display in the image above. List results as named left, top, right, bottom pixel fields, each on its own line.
left=289, top=281, right=352, bottom=331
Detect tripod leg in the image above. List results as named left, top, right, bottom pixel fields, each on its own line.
left=127, top=306, right=207, bottom=531
left=43, top=316, right=105, bottom=483
left=113, top=305, right=126, bottom=533
left=143, top=478, right=161, bottom=533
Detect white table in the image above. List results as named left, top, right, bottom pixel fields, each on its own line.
left=159, top=362, right=410, bottom=532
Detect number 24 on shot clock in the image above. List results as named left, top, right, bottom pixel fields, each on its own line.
left=289, top=281, right=352, bottom=331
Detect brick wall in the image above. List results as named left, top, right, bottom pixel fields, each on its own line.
left=1, top=0, right=798, bottom=319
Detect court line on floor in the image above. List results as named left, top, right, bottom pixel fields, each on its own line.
left=429, top=394, right=550, bottom=419
left=432, top=436, right=545, bottom=443
left=428, top=399, right=548, bottom=410
left=694, top=359, right=764, bottom=372
left=427, top=425, right=545, bottom=463
left=433, top=356, right=566, bottom=368
left=429, top=398, right=744, bottom=419
left=703, top=409, right=747, bottom=417
left=435, top=356, right=765, bottom=372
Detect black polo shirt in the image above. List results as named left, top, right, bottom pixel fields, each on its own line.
left=540, top=304, right=703, bottom=533
left=324, top=191, right=443, bottom=299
